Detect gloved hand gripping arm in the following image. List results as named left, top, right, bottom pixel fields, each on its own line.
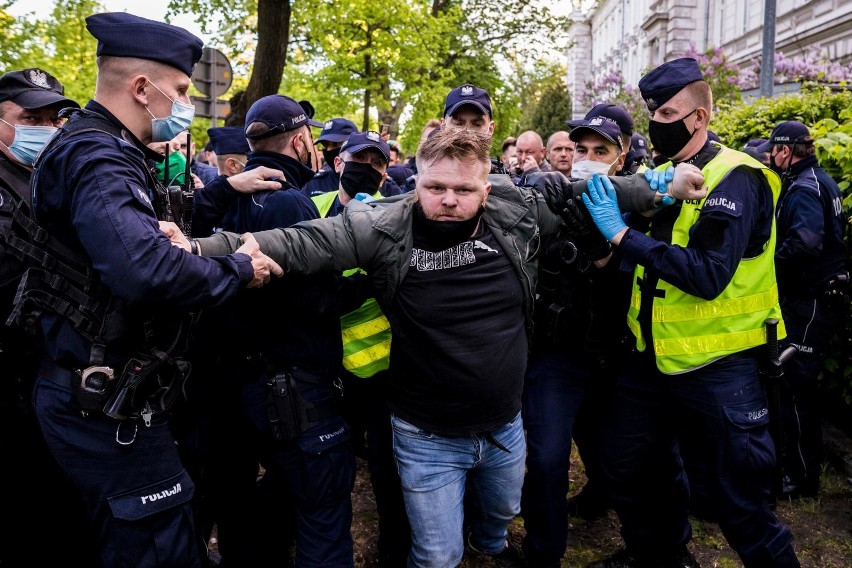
left=581, top=173, right=629, bottom=244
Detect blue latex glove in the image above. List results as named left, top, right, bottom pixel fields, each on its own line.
left=581, top=173, right=628, bottom=241
left=354, top=192, right=376, bottom=202
left=644, top=166, right=676, bottom=206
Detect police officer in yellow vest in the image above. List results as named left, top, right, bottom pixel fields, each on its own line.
left=582, top=58, right=801, bottom=568
left=312, top=130, right=411, bottom=567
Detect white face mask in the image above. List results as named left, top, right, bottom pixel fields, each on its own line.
left=570, top=156, right=618, bottom=180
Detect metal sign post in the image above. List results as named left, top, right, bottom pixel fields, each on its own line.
left=191, top=47, right=233, bottom=124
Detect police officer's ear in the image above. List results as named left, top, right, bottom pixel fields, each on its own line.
left=333, top=154, right=345, bottom=174
left=131, top=75, right=152, bottom=106
left=615, top=150, right=626, bottom=173
left=694, top=107, right=709, bottom=130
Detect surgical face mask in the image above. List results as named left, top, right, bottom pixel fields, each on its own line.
left=146, top=80, right=195, bottom=142
left=0, top=118, right=57, bottom=166
left=570, top=156, right=618, bottom=180
left=340, top=160, right=383, bottom=199
left=648, top=108, right=698, bottom=159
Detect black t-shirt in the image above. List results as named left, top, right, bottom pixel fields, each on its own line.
left=387, top=223, right=527, bottom=435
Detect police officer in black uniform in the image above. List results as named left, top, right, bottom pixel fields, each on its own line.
left=190, top=94, right=368, bottom=567
left=207, top=125, right=250, bottom=176
left=584, top=57, right=800, bottom=568
left=304, top=117, right=402, bottom=198
left=521, top=117, right=634, bottom=567
left=757, top=121, right=849, bottom=499
left=0, top=67, right=104, bottom=568
left=13, top=13, right=281, bottom=568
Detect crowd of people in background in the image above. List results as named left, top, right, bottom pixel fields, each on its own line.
left=0, top=10, right=849, bottom=568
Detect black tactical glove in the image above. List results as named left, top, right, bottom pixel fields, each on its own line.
left=525, top=171, right=571, bottom=214
left=561, top=196, right=612, bottom=261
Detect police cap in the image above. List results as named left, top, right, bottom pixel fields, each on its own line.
left=341, top=131, right=390, bottom=164
left=638, top=57, right=704, bottom=111
left=85, top=12, right=204, bottom=77
left=316, top=118, right=358, bottom=144
left=755, top=121, right=812, bottom=153
left=567, top=117, right=623, bottom=151
left=582, top=103, right=634, bottom=136
left=0, top=68, right=79, bottom=110
left=631, top=132, right=648, bottom=157
left=245, top=95, right=324, bottom=140
left=443, top=84, right=492, bottom=119
left=207, top=126, right=249, bottom=155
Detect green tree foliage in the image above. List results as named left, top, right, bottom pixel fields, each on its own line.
left=710, top=84, right=852, bottom=150
left=515, top=65, right=571, bottom=142
left=168, top=0, right=569, bottom=154
left=1, top=0, right=100, bottom=105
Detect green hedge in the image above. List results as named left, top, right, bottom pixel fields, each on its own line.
left=714, top=84, right=852, bottom=406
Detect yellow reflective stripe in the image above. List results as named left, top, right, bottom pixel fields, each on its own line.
left=343, top=338, right=391, bottom=372
left=652, top=286, right=779, bottom=322
left=341, top=316, right=391, bottom=343
left=653, top=326, right=768, bottom=356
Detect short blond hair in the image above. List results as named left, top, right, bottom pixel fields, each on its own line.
left=416, top=128, right=491, bottom=178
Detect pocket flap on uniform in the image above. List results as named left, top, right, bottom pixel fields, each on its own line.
left=108, top=470, right=194, bottom=521
left=723, top=401, right=770, bottom=431
left=297, top=417, right=350, bottom=454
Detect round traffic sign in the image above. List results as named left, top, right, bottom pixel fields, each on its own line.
left=191, top=47, right=233, bottom=98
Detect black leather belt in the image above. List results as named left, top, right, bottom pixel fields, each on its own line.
left=37, top=358, right=78, bottom=388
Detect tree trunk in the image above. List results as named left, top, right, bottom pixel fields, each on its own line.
left=226, top=0, right=291, bottom=126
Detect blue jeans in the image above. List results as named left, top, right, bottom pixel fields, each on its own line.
left=391, top=412, right=526, bottom=568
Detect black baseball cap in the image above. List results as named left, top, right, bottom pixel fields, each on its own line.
left=245, top=95, right=324, bottom=140
left=340, top=130, right=390, bottom=164
left=443, top=84, right=492, bottom=118
left=568, top=117, right=624, bottom=151
left=583, top=103, right=634, bottom=136
left=756, top=121, right=812, bottom=153
left=0, top=68, right=79, bottom=110
left=316, top=118, right=358, bottom=144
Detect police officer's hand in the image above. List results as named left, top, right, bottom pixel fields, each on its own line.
left=191, top=173, right=204, bottom=189
left=527, top=171, right=571, bottom=214
left=159, top=221, right=190, bottom=251
left=582, top=173, right=628, bottom=244
left=226, top=166, right=286, bottom=194
left=667, top=163, right=706, bottom=202
left=561, top=197, right=612, bottom=262
left=237, top=233, right=284, bottom=288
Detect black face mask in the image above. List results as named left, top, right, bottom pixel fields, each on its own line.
left=301, top=139, right=314, bottom=170
left=322, top=147, right=341, bottom=168
left=769, top=146, right=792, bottom=176
left=412, top=202, right=484, bottom=250
left=648, top=108, right=698, bottom=159
left=340, top=161, right=383, bottom=199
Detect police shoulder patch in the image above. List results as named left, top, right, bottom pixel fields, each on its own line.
left=702, top=193, right=742, bottom=217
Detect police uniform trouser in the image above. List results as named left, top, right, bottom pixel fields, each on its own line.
left=601, top=353, right=800, bottom=568
left=34, top=373, right=202, bottom=568
left=779, top=295, right=842, bottom=491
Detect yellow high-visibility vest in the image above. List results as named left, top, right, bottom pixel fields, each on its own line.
left=312, top=190, right=391, bottom=378
left=627, top=146, right=785, bottom=374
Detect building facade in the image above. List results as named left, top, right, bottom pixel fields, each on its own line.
left=567, top=0, right=852, bottom=118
